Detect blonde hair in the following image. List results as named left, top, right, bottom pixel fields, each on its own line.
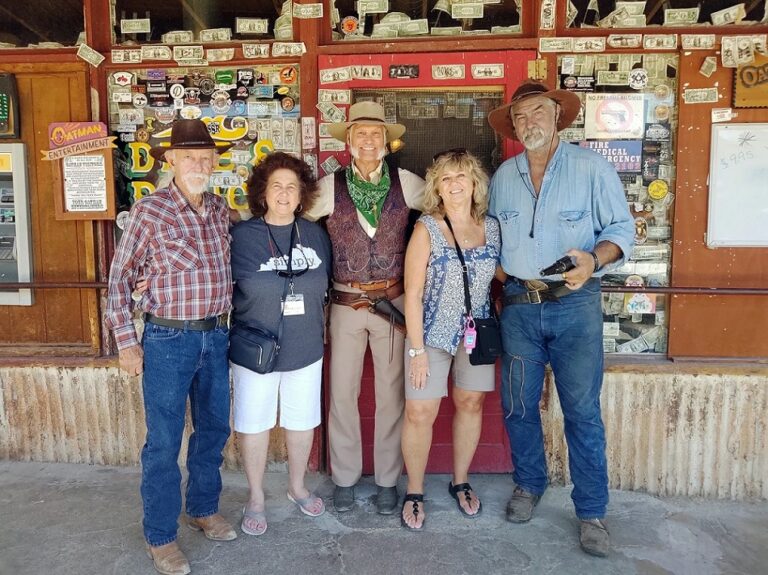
left=422, top=151, right=489, bottom=223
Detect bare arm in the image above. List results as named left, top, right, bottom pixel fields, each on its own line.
left=403, top=222, right=431, bottom=389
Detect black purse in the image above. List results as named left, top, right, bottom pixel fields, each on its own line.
left=229, top=264, right=291, bottom=375
left=444, top=217, right=502, bottom=366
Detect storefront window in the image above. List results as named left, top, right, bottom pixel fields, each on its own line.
left=0, top=2, right=84, bottom=48
left=350, top=89, right=503, bottom=176
left=330, top=0, right=523, bottom=40
left=565, top=0, right=765, bottom=28
left=556, top=53, right=678, bottom=354
left=107, top=64, right=301, bottom=212
left=112, top=0, right=291, bottom=45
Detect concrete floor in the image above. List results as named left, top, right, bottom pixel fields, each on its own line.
left=1, top=461, right=767, bottom=575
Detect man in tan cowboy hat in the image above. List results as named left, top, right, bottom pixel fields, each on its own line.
left=305, top=101, right=425, bottom=514
left=106, top=119, right=237, bottom=575
left=487, top=80, right=633, bottom=557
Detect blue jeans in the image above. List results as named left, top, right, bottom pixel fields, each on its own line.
left=499, top=278, right=608, bottom=519
left=140, top=321, right=231, bottom=546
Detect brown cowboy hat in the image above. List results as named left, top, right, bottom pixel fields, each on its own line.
left=149, top=119, right=234, bottom=161
left=327, top=101, right=406, bottom=143
left=488, top=79, right=582, bottom=141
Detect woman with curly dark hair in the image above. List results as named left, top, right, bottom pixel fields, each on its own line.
left=230, top=152, right=331, bottom=535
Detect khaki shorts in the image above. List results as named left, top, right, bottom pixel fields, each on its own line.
left=404, top=341, right=496, bottom=400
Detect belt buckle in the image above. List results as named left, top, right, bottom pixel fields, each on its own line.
left=526, top=290, right=542, bottom=304
left=523, top=280, right=548, bottom=305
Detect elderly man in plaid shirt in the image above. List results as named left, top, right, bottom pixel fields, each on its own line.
left=106, top=119, right=237, bottom=575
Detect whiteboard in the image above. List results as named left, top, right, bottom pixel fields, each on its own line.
left=707, top=123, right=768, bottom=247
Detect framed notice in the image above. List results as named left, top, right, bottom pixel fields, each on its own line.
left=54, top=149, right=115, bottom=220
left=44, top=122, right=117, bottom=220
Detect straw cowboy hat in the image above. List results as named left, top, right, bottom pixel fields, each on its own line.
left=149, top=119, right=234, bottom=161
left=327, top=101, right=406, bottom=143
left=488, top=79, right=582, bottom=141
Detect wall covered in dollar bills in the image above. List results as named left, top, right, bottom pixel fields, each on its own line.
left=555, top=52, right=678, bottom=355
left=107, top=64, right=302, bottom=213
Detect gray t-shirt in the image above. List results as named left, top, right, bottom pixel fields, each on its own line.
left=231, top=217, right=331, bottom=372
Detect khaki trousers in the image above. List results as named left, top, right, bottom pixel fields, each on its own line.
left=328, top=283, right=405, bottom=488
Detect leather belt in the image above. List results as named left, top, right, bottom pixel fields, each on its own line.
left=145, top=313, right=230, bottom=331
left=334, top=279, right=404, bottom=302
left=347, top=278, right=401, bottom=292
left=502, top=278, right=573, bottom=306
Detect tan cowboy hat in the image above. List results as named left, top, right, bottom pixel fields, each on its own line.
left=149, top=119, right=234, bottom=161
left=488, top=79, right=582, bottom=141
left=327, top=101, right=406, bottom=143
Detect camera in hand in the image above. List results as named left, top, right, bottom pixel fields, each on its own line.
left=539, top=255, right=576, bottom=277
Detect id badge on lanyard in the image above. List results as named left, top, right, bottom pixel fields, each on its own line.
left=282, top=280, right=305, bottom=316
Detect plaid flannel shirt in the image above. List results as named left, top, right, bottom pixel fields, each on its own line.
left=105, top=182, right=232, bottom=350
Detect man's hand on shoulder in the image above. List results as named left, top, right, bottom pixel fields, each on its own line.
left=119, top=344, right=144, bottom=376
left=563, top=249, right=595, bottom=290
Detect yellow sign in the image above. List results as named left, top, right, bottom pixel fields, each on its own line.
left=0, top=152, right=10, bottom=172
left=735, top=53, right=768, bottom=108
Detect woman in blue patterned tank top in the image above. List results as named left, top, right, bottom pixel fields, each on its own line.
left=400, top=149, right=502, bottom=531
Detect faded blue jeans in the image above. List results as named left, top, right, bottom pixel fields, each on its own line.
left=140, top=321, right=231, bottom=546
left=499, top=277, right=608, bottom=519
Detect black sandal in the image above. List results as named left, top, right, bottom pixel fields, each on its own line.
left=449, top=481, right=483, bottom=518
left=400, top=493, right=425, bottom=531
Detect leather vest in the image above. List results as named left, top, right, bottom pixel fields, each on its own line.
left=326, top=167, right=409, bottom=283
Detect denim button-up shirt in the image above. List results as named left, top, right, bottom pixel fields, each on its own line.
left=488, top=141, right=634, bottom=281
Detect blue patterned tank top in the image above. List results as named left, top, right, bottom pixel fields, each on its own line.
left=421, top=214, right=501, bottom=355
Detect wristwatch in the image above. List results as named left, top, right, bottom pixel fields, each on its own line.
left=408, top=347, right=426, bottom=358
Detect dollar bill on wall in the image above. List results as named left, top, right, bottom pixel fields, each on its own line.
left=540, top=0, right=555, bottom=29
left=451, top=3, right=484, bottom=19
left=349, top=65, right=383, bottom=80
left=121, top=18, right=151, bottom=34
left=643, top=34, right=677, bottom=50
left=318, top=89, right=351, bottom=104
left=243, top=44, right=271, bottom=58
left=721, top=36, right=755, bottom=68
left=607, top=34, right=643, bottom=48
left=574, top=37, right=607, bottom=52
left=711, top=4, right=746, bottom=26
left=539, top=38, right=574, bottom=52
left=682, top=87, right=719, bottom=104
left=470, top=64, right=504, bottom=79
left=681, top=34, right=716, bottom=50
left=272, top=42, right=307, bottom=57
left=699, top=56, right=717, bottom=78
left=236, top=18, right=270, bottom=34
left=432, top=64, right=466, bottom=80
left=664, top=7, right=699, bottom=26
left=320, top=67, right=352, bottom=84
left=293, top=3, right=324, bottom=18
left=199, top=28, right=232, bottom=42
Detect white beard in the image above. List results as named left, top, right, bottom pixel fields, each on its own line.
left=520, top=127, right=551, bottom=151
left=181, top=172, right=210, bottom=195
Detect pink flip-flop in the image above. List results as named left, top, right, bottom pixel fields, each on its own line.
left=241, top=506, right=267, bottom=536
left=287, top=491, right=326, bottom=517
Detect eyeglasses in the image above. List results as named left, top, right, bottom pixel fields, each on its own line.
left=275, top=263, right=309, bottom=279
left=432, top=148, right=468, bottom=162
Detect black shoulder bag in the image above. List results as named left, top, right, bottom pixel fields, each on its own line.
left=229, top=276, right=288, bottom=374
left=444, top=217, right=502, bottom=366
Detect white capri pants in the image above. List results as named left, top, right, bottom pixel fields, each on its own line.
left=232, top=358, right=323, bottom=434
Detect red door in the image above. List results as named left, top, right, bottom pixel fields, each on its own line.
left=320, top=50, right=535, bottom=474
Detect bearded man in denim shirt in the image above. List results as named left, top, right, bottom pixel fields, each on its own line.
left=487, top=80, right=634, bottom=558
